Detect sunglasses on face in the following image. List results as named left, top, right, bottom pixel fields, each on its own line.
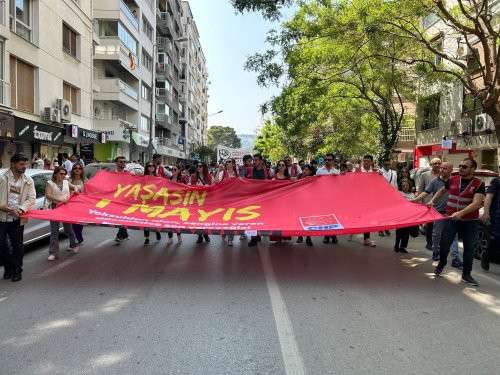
left=459, top=164, right=470, bottom=169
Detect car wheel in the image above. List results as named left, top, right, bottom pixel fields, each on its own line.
left=474, top=224, right=490, bottom=260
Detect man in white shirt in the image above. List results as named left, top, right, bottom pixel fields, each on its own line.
left=378, top=158, right=397, bottom=237
left=316, top=153, right=340, bottom=175
left=62, top=153, right=73, bottom=173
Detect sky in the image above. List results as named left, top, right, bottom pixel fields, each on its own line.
left=188, top=0, right=283, bottom=135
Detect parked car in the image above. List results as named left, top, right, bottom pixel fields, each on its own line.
left=84, top=163, right=115, bottom=179
left=0, top=168, right=56, bottom=245
left=450, top=169, right=500, bottom=261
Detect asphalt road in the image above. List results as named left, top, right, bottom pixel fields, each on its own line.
left=1, top=228, right=500, bottom=375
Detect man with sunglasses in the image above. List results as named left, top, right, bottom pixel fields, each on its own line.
left=432, top=158, right=485, bottom=286
left=114, top=156, right=130, bottom=243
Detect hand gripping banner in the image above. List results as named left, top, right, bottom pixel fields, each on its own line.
left=25, top=171, right=443, bottom=236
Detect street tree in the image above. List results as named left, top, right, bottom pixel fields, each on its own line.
left=207, top=126, right=242, bottom=149
left=231, top=0, right=292, bottom=19
left=254, top=120, right=289, bottom=161
left=245, top=0, right=418, bottom=161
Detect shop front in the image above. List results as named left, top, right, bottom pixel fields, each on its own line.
left=414, top=142, right=472, bottom=169
left=0, top=112, right=16, bottom=167
left=94, top=127, right=130, bottom=162
left=14, top=117, right=65, bottom=166
left=65, top=125, right=105, bottom=163
left=131, top=132, right=150, bottom=163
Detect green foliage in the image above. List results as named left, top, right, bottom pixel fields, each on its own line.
left=207, top=126, right=242, bottom=149
left=254, top=120, right=288, bottom=161
left=231, top=0, right=293, bottom=19
left=191, top=145, right=216, bottom=163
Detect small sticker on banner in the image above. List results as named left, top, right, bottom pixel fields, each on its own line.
left=245, top=230, right=258, bottom=236
left=300, top=214, right=344, bottom=231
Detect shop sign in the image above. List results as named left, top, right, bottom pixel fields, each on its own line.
left=15, top=118, right=64, bottom=145
left=102, top=129, right=131, bottom=143
left=0, top=113, right=15, bottom=138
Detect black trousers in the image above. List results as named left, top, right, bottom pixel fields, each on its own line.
left=117, top=227, right=128, bottom=239
left=395, top=227, right=410, bottom=249
left=0, top=220, right=24, bottom=273
left=425, top=222, right=434, bottom=246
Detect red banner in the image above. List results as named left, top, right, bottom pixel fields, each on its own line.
left=25, top=171, right=443, bottom=236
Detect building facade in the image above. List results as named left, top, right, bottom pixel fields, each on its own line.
left=92, top=0, right=156, bottom=162
left=414, top=13, right=499, bottom=171
left=0, top=0, right=96, bottom=167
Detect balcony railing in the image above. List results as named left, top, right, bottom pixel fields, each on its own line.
left=119, top=80, right=139, bottom=100
left=120, top=0, right=139, bottom=30
left=157, top=37, right=173, bottom=51
left=156, top=113, right=169, bottom=123
left=156, top=137, right=173, bottom=146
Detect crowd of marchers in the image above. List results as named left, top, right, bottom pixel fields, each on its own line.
left=1, top=152, right=499, bottom=287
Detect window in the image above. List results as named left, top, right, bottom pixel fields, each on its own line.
left=420, top=94, right=440, bottom=130
left=10, top=56, right=35, bottom=113
left=0, top=39, right=5, bottom=106
left=156, top=103, right=170, bottom=114
left=63, top=23, right=79, bottom=59
left=430, top=36, right=443, bottom=65
left=142, top=17, right=153, bottom=41
left=63, top=82, right=80, bottom=115
left=10, top=0, right=32, bottom=42
left=98, top=20, right=137, bottom=56
left=142, top=49, right=152, bottom=72
left=32, top=174, right=49, bottom=199
left=140, top=115, right=150, bottom=133
left=141, top=82, right=151, bottom=101
left=462, top=92, right=483, bottom=132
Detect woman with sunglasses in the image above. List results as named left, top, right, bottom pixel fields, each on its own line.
left=45, top=167, right=79, bottom=261
left=69, top=162, right=86, bottom=244
left=270, top=160, right=292, bottom=243
left=143, top=162, right=162, bottom=245
left=273, top=160, right=290, bottom=180
left=190, top=162, right=213, bottom=243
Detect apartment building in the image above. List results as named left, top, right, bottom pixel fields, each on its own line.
left=153, top=0, right=185, bottom=164
left=414, top=13, right=499, bottom=170
left=0, top=0, right=96, bottom=167
left=180, top=1, right=208, bottom=157
left=92, top=0, right=156, bottom=162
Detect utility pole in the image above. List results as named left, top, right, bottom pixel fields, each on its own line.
left=148, top=42, right=157, bottom=161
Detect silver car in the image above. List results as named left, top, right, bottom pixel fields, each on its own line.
left=1, top=168, right=55, bottom=245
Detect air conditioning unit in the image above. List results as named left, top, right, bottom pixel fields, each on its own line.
left=475, top=113, right=494, bottom=133
left=42, top=107, right=61, bottom=123
left=56, top=99, right=72, bottom=122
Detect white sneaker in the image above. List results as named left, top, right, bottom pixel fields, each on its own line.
left=363, top=239, right=376, bottom=247
left=166, top=238, right=173, bottom=245
left=71, top=246, right=79, bottom=254
left=47, top=254, right=57, bottom=261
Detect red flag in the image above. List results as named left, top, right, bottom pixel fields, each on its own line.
left=25, top=171, right=443, bottom=236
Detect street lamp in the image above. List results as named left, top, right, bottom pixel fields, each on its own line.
left=208, top=110, right=223, bottom=117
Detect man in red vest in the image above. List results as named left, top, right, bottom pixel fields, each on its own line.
left=431, top=158, right=485, bottom=286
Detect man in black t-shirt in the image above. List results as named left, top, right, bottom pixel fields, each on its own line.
left=480, top=177, right=500, bottom=271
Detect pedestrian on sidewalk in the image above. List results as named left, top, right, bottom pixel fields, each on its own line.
left=432, top=158, right=485, bottom=286
left=45, top=167, right=79, bottom=261
left=394, top=180, right=416, bottom=253
left=69, top=162, right=86, bottom=245
left=480, top=176, right=500, bottom=271
left=0, top=154, right=36, bottom=282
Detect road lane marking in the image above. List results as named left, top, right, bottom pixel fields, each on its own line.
left=259, top=247, right=306, bottom=375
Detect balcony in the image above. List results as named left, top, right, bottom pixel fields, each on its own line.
left=155, top=88, right=171, bottom=101
left=94, top=114, right=136, bottom=143
left=94, top=78, right=139, bottom=110
left=157, top=12, right=174, bottom=37
left=157, top=36, right=173, bottom=52
left=120, top=0, right=139, bottom=30
left=94, top=38, right=140, bottom=79
left=156, top=112, right=170, bottom=125
left=156, top=62, right=172, bottom=78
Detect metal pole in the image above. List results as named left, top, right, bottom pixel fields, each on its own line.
left=148, top=43, right=157, bottom=161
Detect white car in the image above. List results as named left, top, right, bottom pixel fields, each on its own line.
left=0, top=168, right=56, bottom=245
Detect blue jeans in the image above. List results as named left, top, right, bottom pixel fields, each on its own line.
left=439, top=219, right=478, bottom=276
left=432, top=219, right=460, bottom=261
